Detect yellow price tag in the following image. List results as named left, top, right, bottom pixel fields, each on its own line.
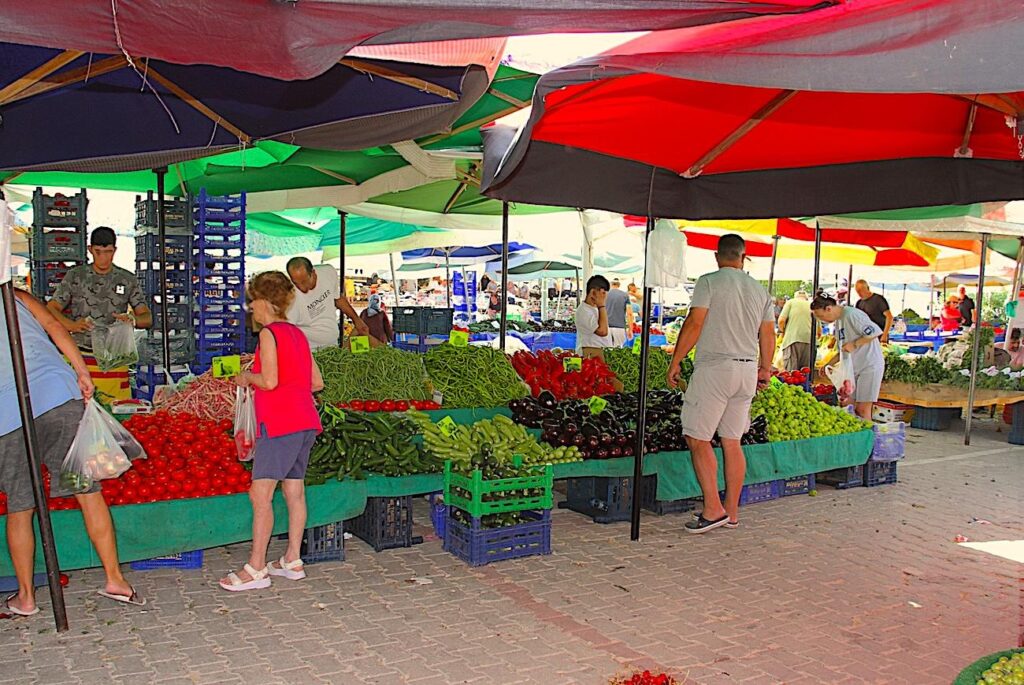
left=588, top=396, right=608, bottom=415
left=632, top=337, right=642, bottom=355
left=449, top=330, right=469, bottom=347
left=212, top=354, right=241, bottom=377
left=350, top=336, right=371, bottom=354
left=563, top=356, right=582, bottom=373
left=437, top=415, right=457, bottom=437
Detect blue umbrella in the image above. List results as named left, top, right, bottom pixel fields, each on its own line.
left=0, top=43, right=488, bottom=172
left=401, top=242, right=535, bottom=305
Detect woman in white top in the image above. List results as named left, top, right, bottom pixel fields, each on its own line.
left=810, top=294, right=885, bottom=420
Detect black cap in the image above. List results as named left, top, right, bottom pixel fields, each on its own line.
left=90, top=226, right=116, bottom=247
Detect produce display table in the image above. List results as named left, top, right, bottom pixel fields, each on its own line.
left=879, top=381, right=1024, bottom=434
left=0, top=429, right=872, bottom=575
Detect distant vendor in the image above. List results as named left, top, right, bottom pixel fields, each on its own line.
left=575, top=275, right=612, bottom=357
left=47, top=226, right=151, bottom=401
left=285, top=257, right=369, bottom=350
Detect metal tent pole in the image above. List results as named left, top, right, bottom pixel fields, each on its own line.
left=338, top=210, right=346, bottom=347
left=1010, top=238, right=1024, bottom=309
left=499, top=202, right=510, bottom=351
left=767, top=234, right=780, bottom=295
left=629, top=216, right=656, bottom=541
left=155, top=168, right=171, bottom=378
left=574, top=268, right=580, bottom=306
left=389, top=253, right=399, bottom=309
left=964, top=233, right=990, bottom=446
left=1, top=284, right=68, bottom=631
left=444, top=251, right=452, bottom=308
left=847, top=264, right=854, bottom=303
left=807, top=223, right=822, bottom=391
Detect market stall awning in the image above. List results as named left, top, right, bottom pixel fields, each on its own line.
left=0, top=1, right=832, bottom=80
left=401, top=242, right=535, bottom=266
left=0, top=42, right=490, bottom=173
left=938, top=273, right=1010, bottom=288
left=483, top=0, right=1024, bottom=218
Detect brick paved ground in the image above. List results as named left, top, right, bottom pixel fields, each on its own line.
left=1, top=416, right=1020, bottom=685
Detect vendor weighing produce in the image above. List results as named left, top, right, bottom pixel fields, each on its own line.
left=46, top=227, right=151, bottom=402
left=811, top=294, right=885, bottom=421
left=285, top=257, right=369, bottom=350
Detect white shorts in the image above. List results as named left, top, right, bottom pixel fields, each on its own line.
left=609, top=328, right=628, bottom=347
left=853, top=364, right=883, bottom=403
left=681, top=361, right=757, bottom=441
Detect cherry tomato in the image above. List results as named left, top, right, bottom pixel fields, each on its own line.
left=349, top=400, right=365, bottom=411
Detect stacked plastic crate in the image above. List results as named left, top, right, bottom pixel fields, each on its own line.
left=192, top=190, right=246, bottom=374
left=29, top=188, right=88, bottom=301
left=134, top=191, right=194, bottom=399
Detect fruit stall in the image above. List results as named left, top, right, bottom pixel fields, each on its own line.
left=0, top=344, right=874, bottom=575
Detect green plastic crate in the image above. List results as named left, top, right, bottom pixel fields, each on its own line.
left=443, top=459, right=553, bottom=518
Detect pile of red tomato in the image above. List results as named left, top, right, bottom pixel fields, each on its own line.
left=510, top=350, right=618, bottom=400
left=336, top=399, right=441, bottom=412
left=774, top=367, right=812, bottom=386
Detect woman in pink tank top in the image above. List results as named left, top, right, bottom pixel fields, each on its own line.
left=220, top=272, right=324, bottom=593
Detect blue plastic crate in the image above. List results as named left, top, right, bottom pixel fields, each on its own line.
left=871, top=422, right=905, bottom=462
left=32, top=227, right=86, bottom=261
left=781, top=473, right=816, bottom=496
left=444, top=509, right=551, bottom=567
left=300, top=521, right=345, bottom=564
left=139, top=269, right=191, bottom=296
left=135, top=233, right=192, bottom=261
left=562, top=476, right=633, bottom=524
left=864, top=460, right=898, bottom=487
left=30, top=260, right=81, bottom=300
left=639, top=474, right=695, bottom=515
left=910, top=406, right=959, bottom=431
left=33, top=188, right=87, bottom=229
left=0, top=572, right=50, bottom=593
left=738, top=480, right=783, bottom=505
left=428, top=493, right=447, bottom=541
left=135, top=191, right=190, bottom=230
left=347, top=496, right=423, bottom=553
left=817, top=464, right=866, bottom=489
left=130, top=549, right=204, bottom=570
left=152, top=302, right=192, bottom=329
left=1008, top=403, right=1024, bottom=445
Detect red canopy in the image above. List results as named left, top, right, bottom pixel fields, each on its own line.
left=484, top=0, right=1024, bottom=219
left=0, top=0, right=829, bottom=80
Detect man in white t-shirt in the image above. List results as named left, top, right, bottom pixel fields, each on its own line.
left=286, top=257, right=369, bottom=350
left=575, top=275, right=612, bottom=356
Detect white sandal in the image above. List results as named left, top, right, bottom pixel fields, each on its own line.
left=219, top=563, right=271, bottom=592
left=267, top=556, right=306, bottom=581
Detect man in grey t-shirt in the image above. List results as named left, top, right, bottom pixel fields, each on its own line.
left=605, top=279, right=634, bottom=347
left=668, top=234, right=775, bottom=534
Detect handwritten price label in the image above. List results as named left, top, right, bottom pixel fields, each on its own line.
left=449, top=329, right=469, bottom=347
left=437, top=416, right=457, bottom=437
left=563, top=356, right=582, bottom=373
left=632, top=337, right=642, bottom=355
left=350, top=336, right=371, bottom=354
left=212, top=355, right=241, bottom=377
left=588, top=396, right=608, bottom=415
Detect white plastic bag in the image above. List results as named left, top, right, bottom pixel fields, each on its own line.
left=233, top=386, right=257, bottom=462
left=825, top=354, right=857, bottom=406
left=60, top=399, right=146, bottom=493
left=91, top=321, right=139, bottom=371
left=645, top=219, right=687, bottom=289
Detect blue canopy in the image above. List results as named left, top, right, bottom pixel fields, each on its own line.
left=401, top=242, right=535, bottom=265
left=0, top=43, right=487, bottom=172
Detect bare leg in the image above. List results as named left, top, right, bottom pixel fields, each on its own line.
left=75, top=492, right=132, bottom=597
left=280, top=479, right=307, bottom=565
left=687, top=436, right=725, bottom=520
left=248, top=480, right=277, bottom=571
left=855, top=401, right=873, bottom=421
left=6, top=509, right=37, bottom=613
left=719, top=438, right=747, bottom=523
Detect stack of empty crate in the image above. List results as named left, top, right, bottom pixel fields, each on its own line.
left=192, top=190, right=246, bottom=374
left=134, top=191, right=194, bottom=399
left=29, top=188, right=88, bottom=301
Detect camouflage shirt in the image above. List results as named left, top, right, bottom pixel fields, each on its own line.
left=51, top=264, right=146, bottom=349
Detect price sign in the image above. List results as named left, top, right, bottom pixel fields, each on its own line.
left=588, top=395, right=608, bottom=415
left=632, top=337, right=642, bottom=355
left=449, top=329, right=469, bottom=347
left=437, top=415, right=457, bottom=437
left=563, top=356, right=583, bottom=373
left=212, top=355, right=241, bottom=378
left=350, top=336, right=371, bottom=354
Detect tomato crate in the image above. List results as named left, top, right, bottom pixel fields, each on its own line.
left=445, top=460, right=553, bottom=518
left=781, top=473, right=816, bottom=496
left=130, top=549, right=203, bottom=570
left=151, top=302, right=193, bottom=330
left=347, top=496, right=423, bottom=553
left=816, top=463, right=866, bottom=489
left=864, top=460, right=898, bottom=487
left=135, top=233, right=192, bottom=261
left=135, top=191, right=191, bottom=230
left=871, top=421, right=905, bottom=462
left=301, top=521, right=346, bottom=564
left=31, top=227, right=86, bottom=261
left=30, top=260, right=81, bottom=300
left=639, top=474, right=696, bottom=515
left=393, top=307, right=428, bottom=334
left=738, top=479, right=783, bottom=505
left=444, top=509, right=551, bottom=567
left=910, top=406, right=959, bottom=431
left=561, top=476, right=633, bottom=523
left=32, top=188, right=87, bottom=229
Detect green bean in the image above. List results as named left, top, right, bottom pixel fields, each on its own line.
left=423, top=344, right=527, bottom=408
left=313, top=346, right=431, bottom=403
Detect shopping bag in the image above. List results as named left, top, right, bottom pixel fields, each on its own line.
left=771, top=334, right=785, bottom=370
left=825, top=354, right=857, bottom=406
left=60, top=399, right=146, bottom=493
left=233, top=386, right=257, bottom=462
left=91, top=321, right=139, bottom=371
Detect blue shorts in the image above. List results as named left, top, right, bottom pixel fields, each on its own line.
left=251, top=426, right=317, bottom=481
